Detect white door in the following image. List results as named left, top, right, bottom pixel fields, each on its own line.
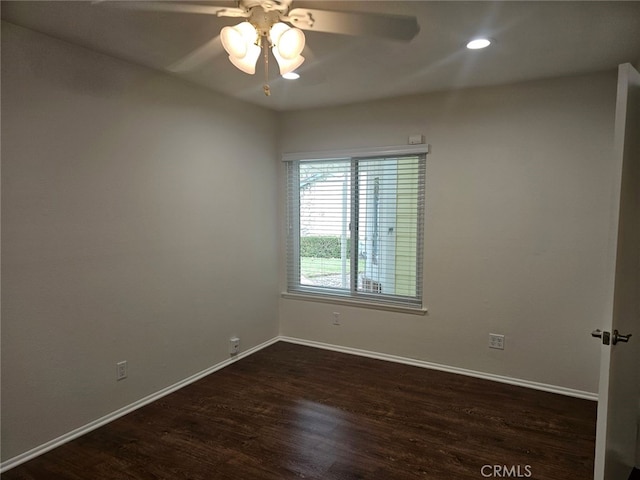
left=593, top=63, right=640, bottom=480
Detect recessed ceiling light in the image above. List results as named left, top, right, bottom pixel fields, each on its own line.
left=466, top=38, right=492, bottom=50
left=282, top=72, right=300, bottom=80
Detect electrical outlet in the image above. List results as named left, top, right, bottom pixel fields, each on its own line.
left=332, top=312, right=341, bottom=325
left=229, top=337, right=240, bottom=355
left=116, top=361, right=127, bottom=381
left=489, top=333, right=505, bottom=350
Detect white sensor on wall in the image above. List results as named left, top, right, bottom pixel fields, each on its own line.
left=408, top=134, right=425, bottom=145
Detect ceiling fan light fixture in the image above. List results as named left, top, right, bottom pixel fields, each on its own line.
left=94, top=0, right=423, bottom=96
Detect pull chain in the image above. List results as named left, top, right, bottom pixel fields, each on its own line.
left=263, top=36, right=271, bottom=96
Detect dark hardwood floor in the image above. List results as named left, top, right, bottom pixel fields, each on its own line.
left=3, top=341, right=597, bottom=480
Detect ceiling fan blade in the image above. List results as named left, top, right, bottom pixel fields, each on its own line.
left=167, top=35, right=224, bottom=73
left=98, top=2, right=247, bottom=17
left=287, top=8, right=420, bottom=42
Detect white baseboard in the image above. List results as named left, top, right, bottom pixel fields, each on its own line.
left=0, top=336, right=280, bottom=474
left=2, top=334, right=597, bottom=473
left=278, top=336, right=599, bottom=401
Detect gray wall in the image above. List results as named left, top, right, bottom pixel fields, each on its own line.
left=279, top=71, right=618, bottom=395
left=1, top=23, right=280, bottom=461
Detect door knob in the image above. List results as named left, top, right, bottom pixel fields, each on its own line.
left=612, top=329, right=632, bottom=345
left=592, top=329, right=610, bottom=345
left=592, top=329, right=632, bottom=345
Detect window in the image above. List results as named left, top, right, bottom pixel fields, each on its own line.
left=285, top=147, right=427, bottom=310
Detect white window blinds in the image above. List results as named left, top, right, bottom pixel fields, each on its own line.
left=286, top=151, right=426, bottom=309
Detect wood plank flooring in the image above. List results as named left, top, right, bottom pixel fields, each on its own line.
left=3, top=342, right=597, bottom=480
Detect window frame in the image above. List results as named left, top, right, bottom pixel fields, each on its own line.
left=283, top=145, right=429, bottom=314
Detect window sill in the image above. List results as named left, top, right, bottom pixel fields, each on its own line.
left=280, top=292, right=428, bottom=316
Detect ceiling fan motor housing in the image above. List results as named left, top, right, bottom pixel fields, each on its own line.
left=248, top=8, right=282, bottom=36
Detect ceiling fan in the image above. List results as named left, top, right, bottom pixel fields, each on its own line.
left=101, top=0, right=420, bottom=96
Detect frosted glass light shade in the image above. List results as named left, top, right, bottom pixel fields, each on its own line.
left=278, top=28, right=305, bottom=59
left=221, top=26, right=247, bottom=58
left=235, top=22, right=258, bottom=42
left=270, top=23, right=288, bottom=42
left=229, top=43, right=261, bottom=74
left=273, top=48, right=304, bottom=75
left=221, top=22, right=260, bottom=75
left=270, top=22, right=305, bottom=60
left=221, top=22, right=258, bottom=58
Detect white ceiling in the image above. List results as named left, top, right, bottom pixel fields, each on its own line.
left=3, top=1, right=640, bottom=111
